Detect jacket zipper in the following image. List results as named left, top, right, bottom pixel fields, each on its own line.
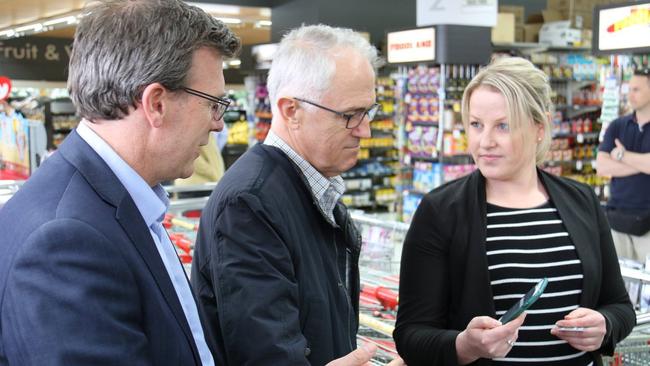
left=333, top=227, right=355, bottom=350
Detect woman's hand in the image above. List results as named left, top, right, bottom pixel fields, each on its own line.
left=551, top=307, right=606, bottom=352
left=455, top=313, right=526, bottom=365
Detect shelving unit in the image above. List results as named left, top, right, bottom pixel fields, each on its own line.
left=397, top=64, right=477, bottom=222
left=494, top=43, right=610, bottom=200
left=342, top=76, right=399, bottom=212
left=44, top=98, right=77, bottom=150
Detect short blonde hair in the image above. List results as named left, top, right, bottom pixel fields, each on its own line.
left=461, top=57, right=552, bottom=164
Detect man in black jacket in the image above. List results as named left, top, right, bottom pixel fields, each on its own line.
left=191, top=25, right=401, bottom=365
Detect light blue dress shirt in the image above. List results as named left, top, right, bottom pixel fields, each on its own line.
left=76, top=121, right=215, bottom=366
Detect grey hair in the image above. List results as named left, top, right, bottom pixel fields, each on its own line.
left=461, top=56, right=553, bottom=165
left=267, top=24, right=383, bottom=115
left=68, top=0, right=241, bottom=120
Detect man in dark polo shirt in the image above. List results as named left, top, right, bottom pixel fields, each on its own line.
left=597, top=67, right=650, bottom=262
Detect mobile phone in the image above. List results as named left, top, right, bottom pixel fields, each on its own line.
left=498, top=278, right=548, bottom=324
left=557, top=326, right=585, bottom=332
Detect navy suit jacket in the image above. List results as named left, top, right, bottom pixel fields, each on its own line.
left=0, top=131, right=203, bottom=365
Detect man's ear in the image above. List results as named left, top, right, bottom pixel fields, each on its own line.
left=277, top=97, right=301, bottom=129
left=140, top=83, right=168, bottom=128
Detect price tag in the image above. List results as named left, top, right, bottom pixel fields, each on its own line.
left=576, top=133, right=585, bottom=144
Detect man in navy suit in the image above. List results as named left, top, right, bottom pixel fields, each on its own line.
left=0, top=1, right=239, bottom=365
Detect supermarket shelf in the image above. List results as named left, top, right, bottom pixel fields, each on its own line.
left=361, top=146, right=398, bottom=152
left=343, top=171, right=397, bottom=179
left=544, top=159, right=596, bottom=166
left=356, top=157, right=398, bottom=164
left=493, top=42, right=591, bottom=54
left=552, top=131, right=599, bottom=139
left=371, top=128, right=395, bottom=133
left=408, top=156, right=439, bottom=162
left=407, top=120, right=439, bottom=126
left=566, top=105, right=601, bottom=119
left=345, top=185, right=395, bottom=194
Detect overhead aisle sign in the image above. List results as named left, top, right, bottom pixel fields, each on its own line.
left=387, top=28, right=436, bottom=64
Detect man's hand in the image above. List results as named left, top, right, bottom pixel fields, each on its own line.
left=610, top=139, right=626, bottom=162
left=326, top=344, right=376, bottom=366
left=325, top=344, right=406, bottom=366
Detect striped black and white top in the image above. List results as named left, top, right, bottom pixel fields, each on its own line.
left=486, top=201, right=593, bottom=365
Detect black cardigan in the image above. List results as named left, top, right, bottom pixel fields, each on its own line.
left=394, top=169, right=636, bottom=366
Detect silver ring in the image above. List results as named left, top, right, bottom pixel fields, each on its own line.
left=506, top=339, right=515, bottom=346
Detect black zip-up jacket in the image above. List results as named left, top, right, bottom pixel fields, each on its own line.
left=192, top=144, right=361, bottom=365
left=394, top=169, right=636, bottom=366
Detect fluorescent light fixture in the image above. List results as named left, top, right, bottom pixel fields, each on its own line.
left=43, top=16, right=77, bottom=26
left=256, top=20, right=272, bottom=27
left=229, top=59, right=242, bottom=66
left=14, top=23, right=43, bottom=33
left=216, top=17, right=242, bottom=24
left=0, top=29, right=15, bottom=37
left=187, top=2, right=241, bottom=15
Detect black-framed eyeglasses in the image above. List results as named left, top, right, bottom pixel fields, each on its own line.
left=294, top=97, right=380, bottom=129
left=182, top=87, right=232, bottom=121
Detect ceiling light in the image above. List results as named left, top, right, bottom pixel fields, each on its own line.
left=187, top=2, right=241, bottom=15
left=0, top=29, right=15, bottom=38
left=43, top=16, right=78, bottom=27
left=14, top=23, right=43, bottom=33
left=256, top=20, right=272, bottom=27
left=216, top=17, right=242, bottom=24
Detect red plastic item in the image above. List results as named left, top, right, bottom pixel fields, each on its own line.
left=179, top=253, right=192, bottom=264
left=174, top=238, right=192, bottom=254
left=362, top=285, right=399, bottom=311
left=183, top=209, right=202, bottom=218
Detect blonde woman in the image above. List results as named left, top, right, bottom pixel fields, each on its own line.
left=394, top=57, right=635, bottom=365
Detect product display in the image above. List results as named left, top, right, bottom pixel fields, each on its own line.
left=396, top=64, right=477, bottom=222
left=342, top=76, right=399, bottom=211
left=3, top=2, right=650, bottom=364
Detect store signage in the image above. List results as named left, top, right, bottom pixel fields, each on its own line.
left=387, top=28, right=436, bottom=64
left=0, top=37, right=72, bottom=81
left=594, top=1, right=650, bottom=55
left=0, top=76, right=11, bottom=100
left=416, top=0, right=497, bottom=27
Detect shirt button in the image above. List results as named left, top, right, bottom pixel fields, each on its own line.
left=305, top=347, right=311, bottom=357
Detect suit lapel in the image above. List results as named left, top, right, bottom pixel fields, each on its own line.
left=59, top=131, right=202, bottom=365
left=116, top=198, right=201, bottom=364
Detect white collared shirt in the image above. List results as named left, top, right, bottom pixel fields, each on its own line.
left=264, top=130, right=345, bottom=224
